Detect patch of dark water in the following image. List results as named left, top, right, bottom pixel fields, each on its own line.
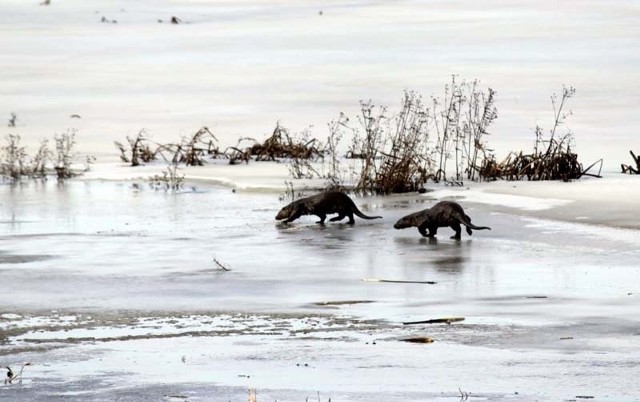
left=0, top=252, right=55, bottom=264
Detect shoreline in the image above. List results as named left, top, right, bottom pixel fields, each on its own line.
left=77, top=160, right=640, bottom=230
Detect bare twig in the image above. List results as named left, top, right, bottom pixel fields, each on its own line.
left=213, top=257, right=231, bottom=271
left=363, top=278, right=437, bottom=285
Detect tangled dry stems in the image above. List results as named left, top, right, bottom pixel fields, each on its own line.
left=621, top=150, right=639, bottom=174
left=478, top=87, right=601, bottom=182
left=247, top=123, right=323, bottom=161
left=339, top=79, right=499, bottom=194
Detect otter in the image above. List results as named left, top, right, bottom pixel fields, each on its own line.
left=276, top=191, right=382, bottom=224
left=394, top=201, right=491, bottom=239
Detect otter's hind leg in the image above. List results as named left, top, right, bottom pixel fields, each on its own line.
left=450, top=223, right=462, bottom=240
left=329, top=214, right=346, bottom=222
left=465, top=214, right=473, bottom=235
left=346, top=213, right=355, bottom=225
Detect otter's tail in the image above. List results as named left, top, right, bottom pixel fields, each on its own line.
left=353, top=206, right=382, bottom=220
left=456, top=213, right=491, bottom=231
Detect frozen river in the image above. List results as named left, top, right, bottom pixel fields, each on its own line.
left=2, top=0, right=640, bottom=399
left=1, top=180, right=639, bottom=401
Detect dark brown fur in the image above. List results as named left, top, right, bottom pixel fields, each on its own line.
left=394, top=201, right=491, bottom=239
left=276, top=191, right=382, bottom=224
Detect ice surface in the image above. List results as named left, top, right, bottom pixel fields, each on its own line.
left=1, top=180, right=639, bottom=401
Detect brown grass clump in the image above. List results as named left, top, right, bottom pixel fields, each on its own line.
left=163, top=126, right=221, bottom=166
left=247, top=123, right=323, bottom=161
left=224, top=139, right=253, bottom=165
left=114, top=129, right=158, bottom=166
left=116, top=127, right=223, bottom=167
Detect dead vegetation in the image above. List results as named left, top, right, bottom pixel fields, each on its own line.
left=164, top=126, right=221, bottom=166
left=54, top=130, right=77, bottom=180
left=213, top=257, right=231, bottom=272
left=116, top=124, right=322, bottom=169
left=247, top=123, right=323, bottom=162
left=116, top=126, right=224, bottom=169
left=7, top=112, right=17, bottom=128
left=320, top=83, right=601, bottom=194
left=621, top=150, right=639, bottom=174
left=3, top=362, right=31, bottom=385
left=114, top=129, right=158, bottom=166
left=478, top=86, right=601, bottom=181
left=149, top=161, right=184, bottom=191
left=248, top=125, right=323, bottom=179
left=114, top=124, right=325, bottom=191
left=329, top=78, right=499, bottom=194
left=109, top=81, right=602, bottom=194
left=0, top=131, right=77, bottom=182
left=3, top=83, right=605, bottom=193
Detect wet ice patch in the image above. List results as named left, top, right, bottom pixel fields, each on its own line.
left=428, top=188, right=573, bottom=211
left=521, top=217, right=640, bottom=246
left=0, top=252, right=56, bottom=264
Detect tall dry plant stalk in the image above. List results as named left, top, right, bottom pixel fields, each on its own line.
left=324, top=113, right=350, bottom=190
left=351, top=100, right=387, bottom=193
left=464, top=83, right=497, bottom=181
left=372, top=91, right=430, bottom=193
left=54, top=129, right=77, bottom=180
left=0, top=134, right=27, bottom=179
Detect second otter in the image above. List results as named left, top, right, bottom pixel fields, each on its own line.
left=394, top=201, right=491, bottom=239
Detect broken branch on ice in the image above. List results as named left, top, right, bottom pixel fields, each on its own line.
left=403, top=317, right=465, bottom=325
left=363, top=278, right=437, bottom=285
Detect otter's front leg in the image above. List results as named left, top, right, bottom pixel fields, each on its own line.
left=418, top=222, right=436, bottom=237
left=315, top=213, right=327, bottom=224
left=418, top=222, right=429, bottom=237
left=284, top=205, right=302, bottom=223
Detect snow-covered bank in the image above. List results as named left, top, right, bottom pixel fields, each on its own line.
left=2, top=0, right=639, bottom=171
left=81, top=158, right=640, bottom=229
left=426, top=175, right=640, bottom=229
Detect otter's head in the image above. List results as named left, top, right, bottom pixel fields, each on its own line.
left=275, top=205, right=292, bottom=221
left=276, top=201, right=301, bottom=221
left=394, top=212, right=428, bottom=229
left=394, top=216, right=414, bottom=229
